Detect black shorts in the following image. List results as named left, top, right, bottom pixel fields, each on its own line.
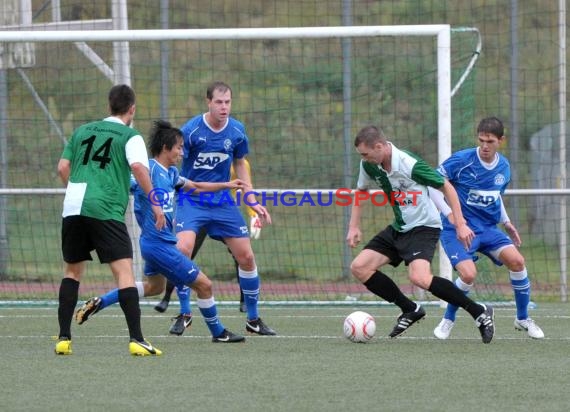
left=61, top=216, right=133, bottom=264
left=364, top=225, right=441, bottom=267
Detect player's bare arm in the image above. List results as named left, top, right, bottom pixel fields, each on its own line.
left=499, top=196, right=522, bottom=247
left=504, top=221, right=522, bottom=247
left=346, top=193, right=365, bottom=248
left=182, top=178, right=247, bottom=193
left=57, top=158, right=71, bottom=186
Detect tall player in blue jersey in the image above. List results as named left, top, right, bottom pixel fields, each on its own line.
left=75, top=120, right=246, bottom=343
left=430, top=117, right=544, bottom=339
left=176, top=81, right=276, bottom=336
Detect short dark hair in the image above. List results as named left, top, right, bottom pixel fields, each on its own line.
left=354, top=125, right=387, bottom=147
left=148, top=119, right=182, bottom=157
left=108, top=84, right=135, bottom=116
left=477, top=116, right=504, bottom=137
left=206, top=81, right=232, bottom=100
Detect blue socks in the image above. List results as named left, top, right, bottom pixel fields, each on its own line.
left=99, top=281, right=144, bottom=310
left=176, top=286, right=192, bottom=315
left=443, top=277, right=472, bottom=322
left=443, top=269, right=532, bottom=321
left=510, top=269, right=530, bottom=320
left=197, top=297, right=224, bottom=337
left=99, top=288, right=119, bottom=310
left=238, top=266, right=260, bottom=321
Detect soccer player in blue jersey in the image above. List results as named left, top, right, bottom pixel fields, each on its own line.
left=155, top=159, right=260, bottom=337
left=75, top=120, right=246, bottom=343
left=175, top=81, right=276, bottom=336
left=431, top=117, right=544, bottom=339
left=347, top=125, right=495, bottom=343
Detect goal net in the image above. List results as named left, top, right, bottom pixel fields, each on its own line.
left=1, top=21, right=527, bottom=305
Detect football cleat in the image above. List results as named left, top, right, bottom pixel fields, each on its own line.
left=212, top=329, right=246, bottom=343
left=55, top=338, right=72, bottom=355
left=75, top=296, right=102, bottom=325
left=433, top=318, right=455, bottom=340
left=246, top=317, right=277, bottom=336
left=389, top=304, right=426, bottom=338
left=475, top=304, right=495, bottom=344
left=154, top=299, right=170, bottom=313
left=169, top=314, right=193, bottom=336
left=514, top=318, right=545, bottom=339
left=129, top=339, right=162, bottom=356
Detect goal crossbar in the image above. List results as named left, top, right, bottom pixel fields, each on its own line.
left=0, top=25, right=450, bottom=42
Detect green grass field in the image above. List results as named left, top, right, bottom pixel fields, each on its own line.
left=1, top=303, right=569, bottom=412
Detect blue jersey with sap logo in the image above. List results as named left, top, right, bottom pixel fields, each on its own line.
left=437, top=147, right=510, bottom=233
left=179, top=113, right=249, bottom=203
left=132, top=159, right=183, bottom=243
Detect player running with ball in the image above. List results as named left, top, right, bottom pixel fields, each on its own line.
left=347, top=125, right=495, bottom=343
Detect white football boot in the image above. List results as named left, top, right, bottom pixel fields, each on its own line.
left=514, top=318, right=545, bottom=339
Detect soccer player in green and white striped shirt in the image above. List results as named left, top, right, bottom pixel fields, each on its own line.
left=346, top=125, right=495, bottom=343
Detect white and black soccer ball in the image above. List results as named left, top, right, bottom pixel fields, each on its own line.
left=343, top=311, right=376, bottom=343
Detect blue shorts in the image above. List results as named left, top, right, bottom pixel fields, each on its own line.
left=440, top=226, right=513, bottom=268
left=140, top=237, right=200, bottom=288
left=175, top=202, right=249, bottom=240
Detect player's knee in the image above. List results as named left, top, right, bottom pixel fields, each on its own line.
left=507, top=256, right=525, bottom=272
left=192, top=273, right=212, bottom=297
left=235, top=250, right=255, bottom=267
left=408, top=272, right=431, bottom=289
left=177, top=242, right=193, bottom=257
left=458, top=270, right=477, bottom=285
left=350, top=259, right=371, bottom=281
left=176, top=234, right=195, bottom=257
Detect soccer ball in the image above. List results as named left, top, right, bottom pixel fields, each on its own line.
left=343, top=311, right=376, bottom=343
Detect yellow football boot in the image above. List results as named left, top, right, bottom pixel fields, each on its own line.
left=55, top=338, right=72, bottom=355
left=129, top=339, right=162, bottom=356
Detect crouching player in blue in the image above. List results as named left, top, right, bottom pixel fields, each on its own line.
left=430, top=117, right=544, bottom=340
left=76, top=120, right=246, bottom=343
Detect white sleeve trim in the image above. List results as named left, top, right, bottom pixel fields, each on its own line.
left=125, top=135, right=149, bottom=168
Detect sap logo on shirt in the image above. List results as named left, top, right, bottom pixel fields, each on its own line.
left=466, top=189, right=500, bottom=207
left=193, top=152, right=230, bottom=169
